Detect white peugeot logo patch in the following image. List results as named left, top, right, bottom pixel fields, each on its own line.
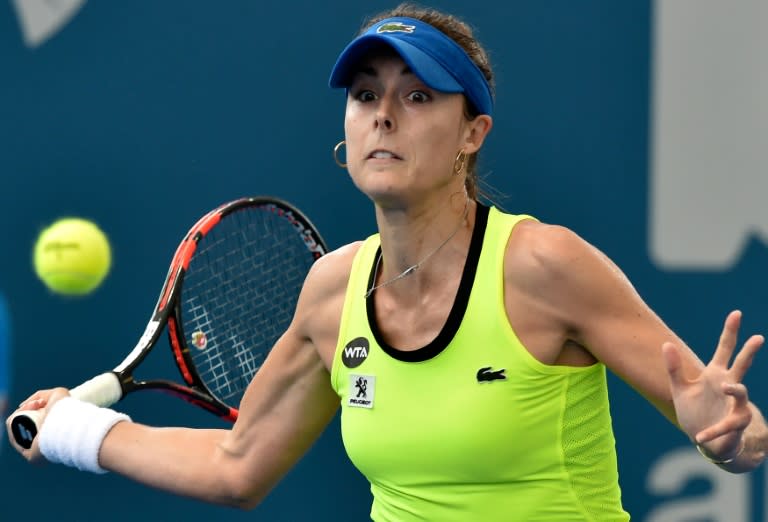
left=348, top=374, right=375, bottom=409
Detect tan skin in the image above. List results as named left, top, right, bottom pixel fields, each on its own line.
left=7, top=53, right=768, bottom=509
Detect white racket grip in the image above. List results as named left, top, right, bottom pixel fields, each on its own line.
left=69, top=372, right=124, bottom=408
left=9, top=372, right=123, bottom=449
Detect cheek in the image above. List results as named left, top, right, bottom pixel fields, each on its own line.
left=344, top=116, right=365, bottom=164
left=344, top=107, right=358, bottom=133
left=344, top=102, right=364, bottom=132
left=344, top=133, right=362, bottom=167
left=414, top=129, right=455, bottom=168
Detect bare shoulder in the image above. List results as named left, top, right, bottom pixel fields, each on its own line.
left=506, top=217, right=664, bottom=341
left=505, top=220, right=610, bottom=288
left=503, top=218, right=642, bottom=329
left=299, top=241, right=363, bottom=302
left=292, top=241, right=364, bottom=366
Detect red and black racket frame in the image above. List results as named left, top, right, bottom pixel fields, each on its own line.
left=120, top=196, right=327, bottom=423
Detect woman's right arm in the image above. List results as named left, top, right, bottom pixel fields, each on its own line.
left=7, top=247, right=354, bottom=509
left=99, top=327, right=340, bottom=508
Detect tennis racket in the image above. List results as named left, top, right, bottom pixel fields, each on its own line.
left=10, top=196, right=327, bottom=449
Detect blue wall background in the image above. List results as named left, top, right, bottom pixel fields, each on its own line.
left=2, top=1, right=766, bottom=520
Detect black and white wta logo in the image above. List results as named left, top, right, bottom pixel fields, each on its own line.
left=348, top=374, right=375, bottom=409
left=342, top=336, right=369, bottom=368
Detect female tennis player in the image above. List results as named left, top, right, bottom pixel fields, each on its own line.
left=8, top=4, right=767, bottom=520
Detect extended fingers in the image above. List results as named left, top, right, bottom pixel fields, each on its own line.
left=711, top=310, right=741, bottom=367
left=729, top=334, right=764, bottom=382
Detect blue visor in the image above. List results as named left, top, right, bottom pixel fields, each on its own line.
left=329, top=17, right=493, bottom=116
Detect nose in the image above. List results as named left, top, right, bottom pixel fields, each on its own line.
left=375, top=116, right=394, bottom=131
left=374, top=95, right=396, bottom=132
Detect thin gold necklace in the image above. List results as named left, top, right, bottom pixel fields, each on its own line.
left=364, top=201, right=470, bottom=299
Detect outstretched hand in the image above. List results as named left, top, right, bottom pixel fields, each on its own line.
left=663, top=310, right=763, bottom=461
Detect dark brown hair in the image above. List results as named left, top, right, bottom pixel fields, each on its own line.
left=360, top=3, right=495, bottom=200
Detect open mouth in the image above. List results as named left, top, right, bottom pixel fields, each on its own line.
left=368, top=150, right=402, bottom=160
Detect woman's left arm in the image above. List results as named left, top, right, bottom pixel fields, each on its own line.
left=533, top=223, right=768, bottom=472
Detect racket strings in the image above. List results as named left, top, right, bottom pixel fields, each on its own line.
left=179, top=207, right=315, bottom=407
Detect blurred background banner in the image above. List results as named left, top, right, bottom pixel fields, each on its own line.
left=1, top=1, right=766, bottom=521
left=0, top=293, right=9, bottom=450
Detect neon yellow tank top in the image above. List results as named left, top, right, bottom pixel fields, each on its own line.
left=331, top=205, right=629, bottom=521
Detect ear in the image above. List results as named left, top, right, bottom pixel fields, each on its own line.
left=462, top=115, right=493, bottom=155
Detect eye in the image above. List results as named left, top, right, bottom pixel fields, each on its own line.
left=407, top=90, right=431, bottom=103
left=353, top=89, right=377, bottom=102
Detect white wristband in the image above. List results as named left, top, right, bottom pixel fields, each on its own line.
left=39, top=397, right=131, bottom=474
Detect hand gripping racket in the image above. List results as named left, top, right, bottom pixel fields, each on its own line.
left=10, top=196, right=327, bottom=449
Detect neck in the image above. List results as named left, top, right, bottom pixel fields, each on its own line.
left=366, top=198, right=473, bottom=298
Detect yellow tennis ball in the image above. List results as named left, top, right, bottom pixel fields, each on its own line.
left=33, top=218, right=112, bottom=296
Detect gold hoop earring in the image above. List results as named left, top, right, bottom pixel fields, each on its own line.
left=453, top=149, right=467, bottom=175
left=333, top=140, right=348, bottom=168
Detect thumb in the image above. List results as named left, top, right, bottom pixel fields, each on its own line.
left=662, top=342, right=684, bottom=387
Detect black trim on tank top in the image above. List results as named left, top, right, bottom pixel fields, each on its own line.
left=366, top=203, right=490, bottom=362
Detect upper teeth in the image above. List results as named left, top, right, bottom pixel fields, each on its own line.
left=372, top=151, right=395, bottom=159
